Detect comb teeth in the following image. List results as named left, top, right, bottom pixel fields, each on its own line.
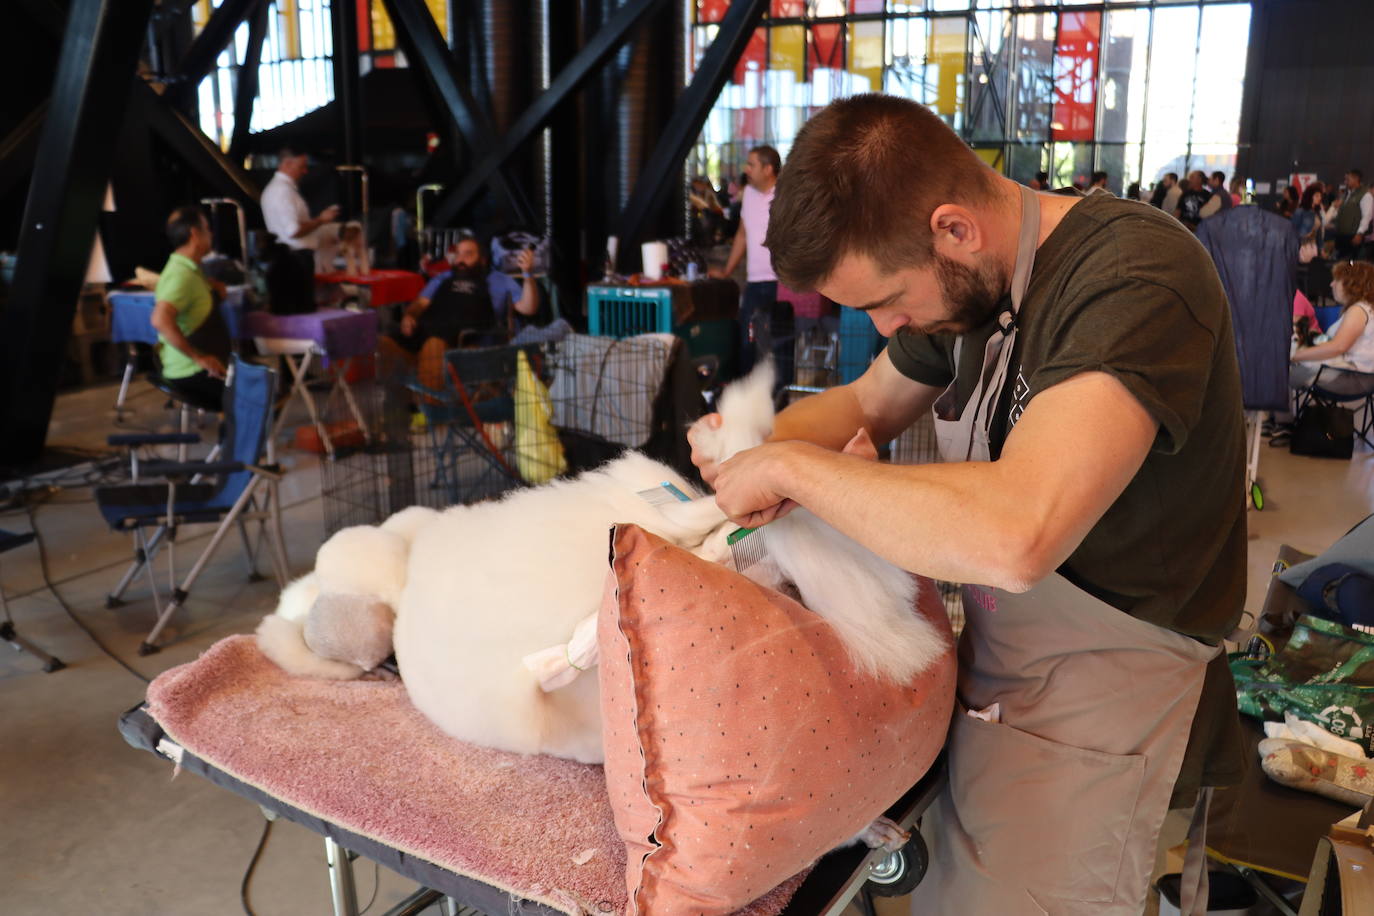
left=728, top=527, right=767, bottom=571
left=636, top=481, right=693, bottom=506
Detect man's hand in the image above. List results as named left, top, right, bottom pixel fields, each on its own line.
left=707, top=265, right=727, bottom=279
left=400, top=313, right=418, bottom=336
left=319, top=204, right=341, bottom=223
left=1356, top=233, right=1365, bottom=246
left=713, top=440, right=804, bottom=529
left=516, top=248, right=536, bottom=275
left=207, top=278, right=228, bottom=299
left=195, top=353, right=226, bottom=378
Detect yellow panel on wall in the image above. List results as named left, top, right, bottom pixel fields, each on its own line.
left=279, top=0, right=301, bottom=59
left=974, top=147, right=1004, bottom=173
left=371, top=0, right=396, bottom=51
left=769, top=25, right=805, bottom=80
left=927, top=17, right=965, bottom=118
left=425, top=0, right=448, bottom=41
left=847, top=21, right=882, bottom=93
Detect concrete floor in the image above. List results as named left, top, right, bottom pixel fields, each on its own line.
left=3, top=378, right=1372, bottom=915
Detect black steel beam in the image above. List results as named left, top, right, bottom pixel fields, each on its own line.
left=0, top=99, right=50, bottom=200
left=331, top=0, right=362, bottom=166
left=0, top=0, right=156, bottom=467
left=430, top=0, right=669, bottom=230
left=171, top=0, right=258, bottom=103
left=227, top=0, right=269, bottom=165
left=379, top=0, right=539, bottom=229
left=616, top=0, right=768, bottom=268
left=139, top=80, right=261, bottom=204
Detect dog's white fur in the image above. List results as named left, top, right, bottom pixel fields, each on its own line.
left=259, top=362, right=944, bottom=765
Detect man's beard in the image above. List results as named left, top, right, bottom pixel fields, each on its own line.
left=933, top=253, right=1008, bottom=333
left=452, top=261, right=482, bottom=278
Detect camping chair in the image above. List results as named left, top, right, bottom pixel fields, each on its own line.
left=0, top=530, right=65, bottom=673
left=408, top=345, right=529, bottom=505
left=96, top=356, right=290, bottom=655
left=1295, top=365, right=1374, bottom=450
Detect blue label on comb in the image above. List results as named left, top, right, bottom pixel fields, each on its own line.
left=659, top=481, right=691, bottom=503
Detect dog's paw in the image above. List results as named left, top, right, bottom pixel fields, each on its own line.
left=854, top=816, right=909, bottom=851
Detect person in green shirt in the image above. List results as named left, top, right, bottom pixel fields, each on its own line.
left=151, top=206, right=229, bottom=410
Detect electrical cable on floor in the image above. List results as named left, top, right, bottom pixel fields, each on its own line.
left=240, top=818, right=273, bottom=916
left=23, top=494, right=151, bottom=684
left=358, top=860, right=379, bottom=915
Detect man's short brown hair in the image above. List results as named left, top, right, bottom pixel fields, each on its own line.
left=766, top=94, right=997, bottom=291
left=749, top=145, right=781, bottom=177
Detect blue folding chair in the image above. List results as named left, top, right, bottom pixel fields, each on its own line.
left=96, top=356, right=290, bottom=654
left=408, top=345, right=528, bottom=505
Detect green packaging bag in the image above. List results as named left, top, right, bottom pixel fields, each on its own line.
left=1231, top=614, right=1374, bottom=756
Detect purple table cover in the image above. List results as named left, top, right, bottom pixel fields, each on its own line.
left=241, top=308, right=378, bottom=361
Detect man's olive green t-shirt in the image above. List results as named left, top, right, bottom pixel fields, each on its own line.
left=887, top=192, right=1247, bottom=797
left=154, top=253, right=213, bottom=380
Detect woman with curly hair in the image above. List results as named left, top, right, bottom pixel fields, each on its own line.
left=1272, top=260, right=1374, bottom=444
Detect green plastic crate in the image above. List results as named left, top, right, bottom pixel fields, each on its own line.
left=587, top=286, right=674, bottom=337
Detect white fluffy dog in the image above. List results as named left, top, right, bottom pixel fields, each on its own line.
left=258, top=363, right=943, bottom=765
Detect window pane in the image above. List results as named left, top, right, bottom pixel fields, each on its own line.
left=848, top=21, right=884, bottom=93
left=1007, top=142, right=1046, bottom=186
left=968, top=11, right=1011, bottom=143
left=883, top=16, right=924, bottom=101
left=1050, top=142, right=1093, bottom=190
left=926, top=17, right=967, bottom=128
left=929, top=0, right=970, bottom=11
left=1097, top=144, right=1136, bottom=197
left=733, top=26, right=768, bottom=86
left=1140, top=5, right=1199, bottom=186
left=1190, top=4, right=1250, bottom=147
left=698, top=0, right=729, bottom=24
left=973, top=146, right=1005, bottom=173
left=1011, top=12, right=1055, bottom=144
left=1051, top=10, right=1099, bottom=142
left=774, top=0, right=806, bottom=16
left=1098, top=8, right=1150, bottom=144
left=807, top=0, right=846, bottom=17
left=770, top=24, right=806, bottom=80
left=850, top=0, right=885, bottom=12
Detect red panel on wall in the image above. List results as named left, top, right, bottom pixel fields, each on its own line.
left=733, top=26, right=768, bottom=84
left=699, top=0, right=730, bottom=24
left=807, top=22, right=844, bottom=76
left=1051, top=11, right=1100, bottom=142
left=772, top=0, right=805, bottom=16
left=357, top=0, right=372, bottom=51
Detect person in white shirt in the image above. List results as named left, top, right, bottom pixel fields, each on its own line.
left=710, top=145, right=782, bottom=379
left=260, top=147, right=339, bottom=291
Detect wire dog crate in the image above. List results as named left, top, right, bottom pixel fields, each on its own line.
left=320, top=333, right=677, bottom=537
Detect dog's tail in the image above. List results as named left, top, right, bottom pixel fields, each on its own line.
left=697, top=359, right=776, bottom=464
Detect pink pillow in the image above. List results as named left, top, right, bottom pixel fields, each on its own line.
left=598, top=525, right=955, bottom=915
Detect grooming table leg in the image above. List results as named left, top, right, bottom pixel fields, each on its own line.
left=336, top=363, right=371, bottom=443
left=325, top=836, right=360, bottom=916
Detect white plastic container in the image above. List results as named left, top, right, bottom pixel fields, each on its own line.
left=641, top=241, right=668, bottom=280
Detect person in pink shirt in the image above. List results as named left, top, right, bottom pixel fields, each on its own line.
left=711, top=145, right=782, bottom=378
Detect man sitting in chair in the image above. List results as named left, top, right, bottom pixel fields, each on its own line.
left=380, top=233, right=539, bottom=392
left=150, top=206, right=232, bottom=411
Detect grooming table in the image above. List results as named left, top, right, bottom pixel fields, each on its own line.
left=316, top=270, right=427, bottom=309
left=242, top=309, right=378, bottom=458
left=108, top=286, right=249, bottom=419
left=119, top=635, right=943, bottom=916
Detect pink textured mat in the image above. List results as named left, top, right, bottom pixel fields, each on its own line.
left=146, top=635, right=807, bottom=915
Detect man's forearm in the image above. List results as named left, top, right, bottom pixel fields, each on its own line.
left=773, top=444, right=1035, bottom=590
left=723, top=230, right=746, bottom=277
left=770, top=385, right=872, bottom=451
left=514, top=276, right=539, bottom=316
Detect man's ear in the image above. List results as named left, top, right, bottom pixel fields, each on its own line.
left=929, top=204, right=982, bottom=256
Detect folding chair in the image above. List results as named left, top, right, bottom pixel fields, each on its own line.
left=0, top=530, right=65, bottom=673
left=96, top=356, right=290, bottom=655
left=1295, top=364, right=1374, bottom=450
left=408, top=345, right=527, bottom=506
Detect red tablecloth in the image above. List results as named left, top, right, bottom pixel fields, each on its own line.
left=315, top=269, right=426, bottom=308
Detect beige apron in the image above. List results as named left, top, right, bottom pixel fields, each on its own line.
left=911, top=187, right=1218, bottom=915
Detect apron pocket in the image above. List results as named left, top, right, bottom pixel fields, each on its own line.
left=948, top=709, right=1146, bottom=904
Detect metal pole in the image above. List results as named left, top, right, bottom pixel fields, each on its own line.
left=331, top=0, right=362, bottom=168
left=324, top=836, right=360, bottom=916
left=0, top=0, right=156, bottom=467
